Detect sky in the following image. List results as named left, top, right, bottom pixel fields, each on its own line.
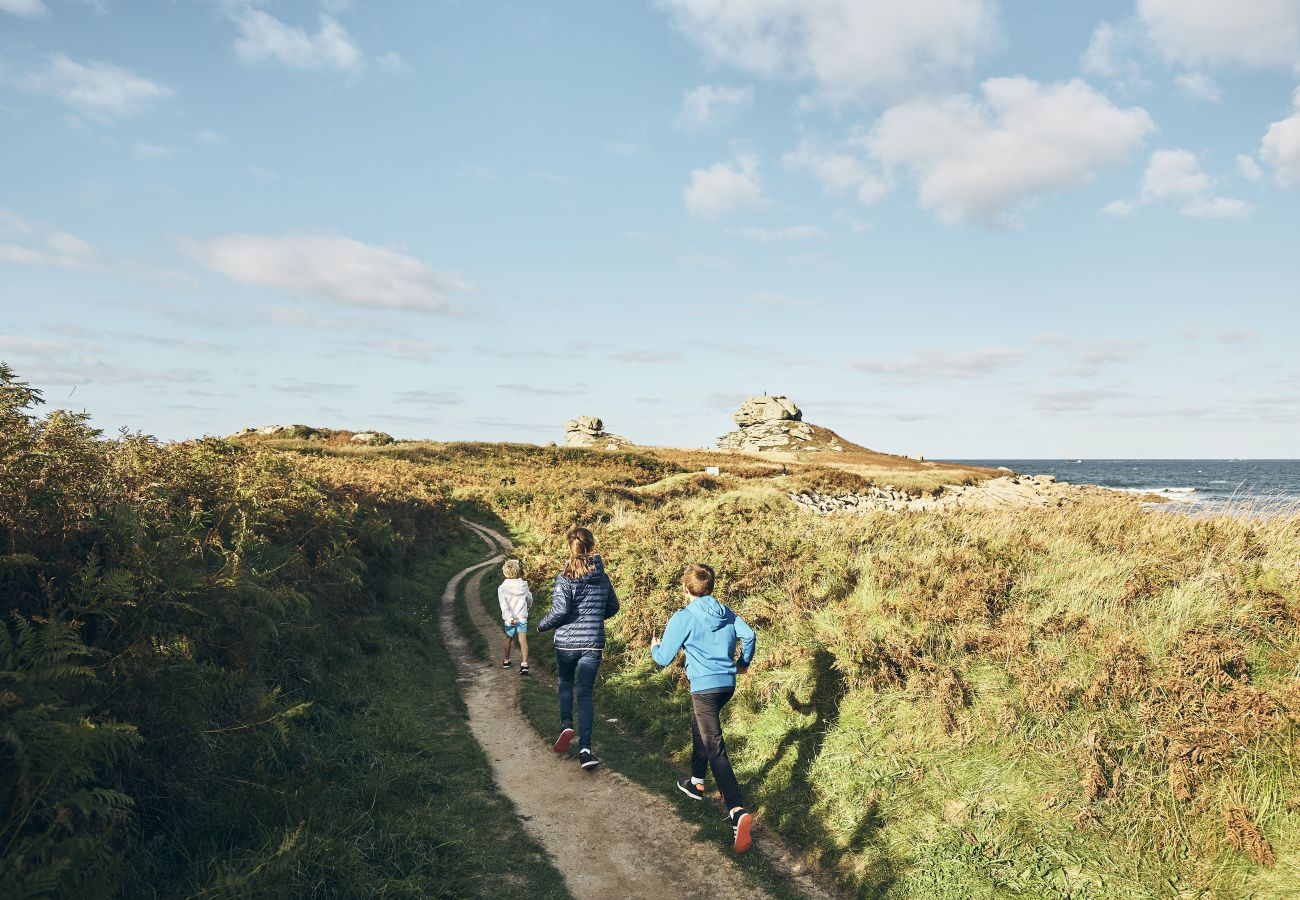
left=1, top=0, right=1298, bottom=457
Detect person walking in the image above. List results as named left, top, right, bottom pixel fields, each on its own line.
left=497, top=558, right=533, bottom=674
left=536, top=526, right=619, bottom=771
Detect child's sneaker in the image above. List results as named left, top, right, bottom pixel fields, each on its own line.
left=502, top=659, right=512, bottom=668
left=552, top=726, right=575, bottom=754
left=728, top=808, right=753, bottom=854
left=519, top=663, right=529, bottom=675
left=676, top=778, right=705, bottom=800
left=578, top=749, right=600, bottom=771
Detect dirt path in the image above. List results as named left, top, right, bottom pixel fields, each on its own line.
left=439, top=521, right=779, bottom=900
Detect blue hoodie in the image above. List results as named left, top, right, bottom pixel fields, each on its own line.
left=651, top=595, right=756, bottom=693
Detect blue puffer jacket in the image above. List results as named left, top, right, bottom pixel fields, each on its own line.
left=536, top=555, right=620, bottom=650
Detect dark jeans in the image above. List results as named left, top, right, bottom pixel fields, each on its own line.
left=555, top=648, right=602, bottom=750
left=690, top=688, right=744, bottom=811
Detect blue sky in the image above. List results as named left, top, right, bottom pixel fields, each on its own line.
left=2, top=0, right=1298, bottom=457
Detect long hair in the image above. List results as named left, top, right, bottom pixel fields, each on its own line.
left=562, top=526, right=596, bottom=579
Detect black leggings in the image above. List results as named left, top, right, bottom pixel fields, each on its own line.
left=690, top=688, right=744, bottom=811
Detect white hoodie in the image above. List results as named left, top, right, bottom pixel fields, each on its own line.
left=498, top=578, right=533, bottom=624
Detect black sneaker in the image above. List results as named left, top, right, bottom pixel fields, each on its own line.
left=552, top=726, right=575, bottom=754
left=502, top=660, right=512, bottom=669
left=677, top=778, right=705, bottom=800
left=728, top=808, right=753, bottom=854
left=519, top=663, right=529, bottom=675
left=578, top=749, right=600, bottom=771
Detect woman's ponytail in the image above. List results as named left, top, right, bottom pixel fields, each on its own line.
left=562, top=526, right=596, bottom=579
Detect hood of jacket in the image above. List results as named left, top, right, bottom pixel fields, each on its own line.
left=685, top=595, right=730, bottom=632
left=500, top=578, right=531, bottom=599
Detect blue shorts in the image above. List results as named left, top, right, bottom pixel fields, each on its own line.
left=504, top=621, right=528, bottom=638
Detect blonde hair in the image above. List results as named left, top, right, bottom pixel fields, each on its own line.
left=562, top=526, right=596, bottom=579
left=503, top=558, right=522, bottom=579
left=682, top=563, right=715, bottom=597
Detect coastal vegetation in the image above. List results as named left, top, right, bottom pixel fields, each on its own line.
left=4, top=360, right=1297, bottom=897
left=0, top=364, right=566, bottom=898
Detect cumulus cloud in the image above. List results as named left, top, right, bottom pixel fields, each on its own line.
left=658, top=0, right=999, bottom=102
left=1104, top=148, right=1251, bottom=219
left=1237, top=153, right=1265, bottom=181
left=864, top=77, right=1153, bottom=226
left=782, top=138, right=891, bottom=205
left=183, top=233, right=471, bottom=313
left=1175, top=71, right=1222, bottom=103
left=1260, top=87, right=1300, bottom=187
left=20, top=54, right=172, bottom=118
left=233, top=10, right=362, bottom=72
left=683, top=152, right=769, bottom=218
left=1136, top=0, right=1300, bottom=70
left=1082, top=21, right=1149, bottom=89
left=849, top=347, right=1024, bottom=380
left=0, top=0, right=47, bottom=17
left=730, top=224, right=823, bottom=242
left=675, top=84, right=753, bottom=127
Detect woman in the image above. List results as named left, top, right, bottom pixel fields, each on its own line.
left=536, top=526, right=620, bottom=770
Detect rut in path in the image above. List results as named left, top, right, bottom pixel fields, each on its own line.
left=439, top=521, right=776, bottom=900
left=442, top=520, right=843, bottom=900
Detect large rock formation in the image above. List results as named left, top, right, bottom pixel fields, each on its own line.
left=717, top=395, right=843, bottom=453
left=564, top=416, right=631, bottom=450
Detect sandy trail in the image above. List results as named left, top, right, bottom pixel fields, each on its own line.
left=439, top=520, right=777, bottom=900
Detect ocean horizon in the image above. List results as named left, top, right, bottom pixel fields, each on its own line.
left=943, top=459, right=1300, bottom=506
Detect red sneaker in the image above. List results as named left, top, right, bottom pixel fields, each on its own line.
left=552, top=726, right=575, bottom=754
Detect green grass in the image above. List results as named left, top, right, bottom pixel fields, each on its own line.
left=185, top=533, right=570, bottom=898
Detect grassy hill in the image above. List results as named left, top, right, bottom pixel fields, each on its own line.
left=276, top=438, right=1298, bottom=898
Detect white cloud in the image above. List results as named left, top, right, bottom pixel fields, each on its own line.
left=610, top=350, right=682, bottom=363
left=1, top=209, right=193, bottom=283
left=196, top=129, right=224, bottom=144
left=782, top=138, right=891, bottom=205
left=233, top=10, right=362, bottom=72
left=849, top=347, right=1024, bottom=380
left=1174, top=71, right=1222, bottom=103
left=1137, top=0, right=1300, bottom=70
left=1082, top=21, right=1149, bottom=89
left=683, top=152, right=769, bottom=218
left=658, top=0, right=999, bottom=102
left=1237, top=153, right=1264, bottom=181
left=1106, top=148, right=1252, bottom=219
left=133, top=142, right=173, bottom=160
left=20, top=54, right=172, bottom=118
left=1260, top=88, right=1300, bottom=187
left=378, top=50, right=411, bottom=73
left=675, top=84, right=753, bottom=127
left=183, top=234, right=471, bottom=313
left=1216, top=327, right=1258, bottom=343
left=864, top=77, right=1153, bottom=226
left=0, top=0, right=47, bottom=17
left=730, top=224, right=824, bottom=242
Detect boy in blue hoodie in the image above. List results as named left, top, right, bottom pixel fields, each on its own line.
left=651, top=563, right=757, bottom=854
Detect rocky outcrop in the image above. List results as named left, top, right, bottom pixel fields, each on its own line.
left=564, top=416, right=631, bottom=450
left=349, top=431, right=393, bottom=446
left=788, top=474, right=1100, bottom=514
left=716, top=395, right=845, bottom=453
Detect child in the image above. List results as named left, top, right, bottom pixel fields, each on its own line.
left=498, top=558, right=533, bottom=674
left=651, top=563, right=756, bottom=854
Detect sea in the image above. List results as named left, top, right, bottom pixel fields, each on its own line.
left=944, top=459, right=1300, bottom=510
